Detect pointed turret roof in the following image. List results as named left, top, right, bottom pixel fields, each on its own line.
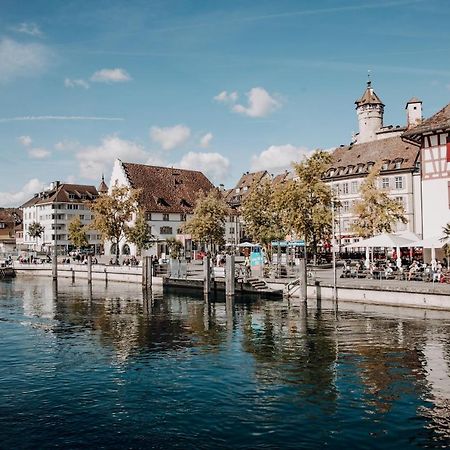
left=98, top=175, right=108, bottom=194
left=355, top=80, right=384, bottom=107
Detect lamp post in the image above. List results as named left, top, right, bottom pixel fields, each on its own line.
left=52, top=202, right=58, bottom=281
left=331, top=195, right=337, bottom=302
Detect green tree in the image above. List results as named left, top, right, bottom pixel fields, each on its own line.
left=68, top=216, right=88, bottom=249
left=166, top=237, right=184, bottom=258
left=183, top=189, right=228, bottom=250
left=28, top=221, right=44, bottom=239
left=274, top=150, right=333, bottom=260
left=441, top=223, right=450, bottom=265
left=90, top=185, right=141, bottom=258
left=351, top=163, right=407, bottom=238
left=125, top=210, right=154, bottom=255
left=241, top=180, right=284, bottom=255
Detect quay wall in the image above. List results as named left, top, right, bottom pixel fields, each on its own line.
left=266, top=281, right=450, bottom=311
left=14, top=264, right=163, bottom=285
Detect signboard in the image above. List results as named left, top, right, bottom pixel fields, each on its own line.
left=250, top=251, right=264, bottom=268
left=271, top=240, right=305, bottom=247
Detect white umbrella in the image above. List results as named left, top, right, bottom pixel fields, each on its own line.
left=346, top=233, right=415, bottom=269
left=408, top=236, right=449, bottom=261
left=237, top=242, right=254, bottom=247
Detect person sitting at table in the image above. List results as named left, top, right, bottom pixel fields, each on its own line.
left=408, top=260, right=419, bottom=280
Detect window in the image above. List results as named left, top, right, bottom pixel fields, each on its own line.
left=243, top=186, right=248, bottom=192
left=394, top=176, right=404, bottom=190
left=447, top=135, right=450, bottom=162
left=341, top=201, right=349, bottom=213
left=342, top=220, right=350, bottom=231
left=0, top=223, right=5, bottom=229
left=341, top=183, right=349, bottom=195
left=162, top=213, right=169, bottom=221
left=180, top=213, right=186, bottom=221
left=160, top=226, right=172, bottom=235
left=382, top=161, right=389, bottom=170
left=229, top=227, right=235, bottom=234
left=395, top=196, right=405, bottom=207
left=145, top=212, right=152, bottom=221
left=79, top=215, right=84, bottom=220
left=381, top=177, right=390, bottom=189
left=235, top=188, right=240, bottom=193
left=394, top=160, right=402, bottom=169
left=351, top=181, right=358, bottom=194
left=69, top=194, right=76, bottom=200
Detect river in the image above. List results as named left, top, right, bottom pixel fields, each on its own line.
left=1, top=278, right=450, bottom=449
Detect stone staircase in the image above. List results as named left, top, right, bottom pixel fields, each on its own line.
left=247, top=277, right=269, bottom=291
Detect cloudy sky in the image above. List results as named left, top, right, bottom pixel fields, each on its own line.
left=1, top=0, right=450, bottom=206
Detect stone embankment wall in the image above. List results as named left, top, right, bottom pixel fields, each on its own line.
left=14, top=263, right=163, bottom=285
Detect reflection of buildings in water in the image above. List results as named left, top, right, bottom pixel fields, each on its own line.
left=421, top=333, right=450, bottom=442
left=21, top=279, right=56, bottom=320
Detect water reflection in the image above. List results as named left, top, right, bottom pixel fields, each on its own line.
left=1, top=278, right=450, bottom=448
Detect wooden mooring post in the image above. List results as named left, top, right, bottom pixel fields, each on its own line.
left=142, top=256, right=152, bottom=290
left=225, top=254, right=235, bottom=297
left=203, top=255, right=211, bottom=295
left=298, top=258, right=307, bottom=302
left=87, top=255, right=92, bottom=284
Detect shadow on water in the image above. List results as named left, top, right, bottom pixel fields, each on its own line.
left=1, top=277, right=450, bottom=449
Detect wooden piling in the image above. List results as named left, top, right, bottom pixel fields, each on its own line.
left=298, top=258, right=307, bottom=302
left=87, top=255, right=92, bottom=284
left=203, top=256, right=211, bottom=295
left=225, top=254, right=235, bottom=297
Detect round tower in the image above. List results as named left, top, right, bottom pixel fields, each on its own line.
left=355, top=79, right=384, bottom=143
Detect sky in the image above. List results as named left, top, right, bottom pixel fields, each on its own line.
left=1, top=0, right=450, bottom=206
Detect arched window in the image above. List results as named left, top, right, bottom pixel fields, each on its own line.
left=122, top=244, right=130, bottom=255
left=110, top=243, right=118, bottom=255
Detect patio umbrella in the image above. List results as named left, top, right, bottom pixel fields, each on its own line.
left=345, top=233, right=415, bottom=268
left=408, top=236, right=449, bottom=261
left=237, top=242, right=254, bottom=247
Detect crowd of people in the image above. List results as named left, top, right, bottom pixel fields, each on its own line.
left=342, top=258, right=449, bottom=283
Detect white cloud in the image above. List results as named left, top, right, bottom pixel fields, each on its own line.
left=0, top=38, right=51, bottom=83
left=91, top=68, right=131, bottom=83
left=214, top=90, right=238, bottom=103
left=251, top=144, right=310, bottom=172
left=178, top=151, right=230, bottom=183
left=233, top=87, right=281, bottom=118
left=76, top=135, right=148, bottom=179
left=54, top=140, right=80, bottom=151
left=13, top=22, right=43, bottom=37
left=64, top=78, right=89, bottom=89
left=28, top=147, right=51, bottom=159
left=150, top=124, right=191, bottom=151
left=200, top=132, right=213, bottom=148
left=18, top=135, right=32, bottom=147
left=0, top=178, right=44, bottom=207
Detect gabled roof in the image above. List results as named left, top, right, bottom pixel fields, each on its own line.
left=403, top=102, right=450, bottom=142
left=21, top=184, right=98, bottom=208
left=325, top=136, right=419, bottom=180
left=122, top=162, right=214, bottom=213
left=355, top=81, right=384, bottom=107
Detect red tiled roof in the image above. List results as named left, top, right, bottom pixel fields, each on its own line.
left=21, top=184, right=98, bottom=208
left=355, top=82, right=384, bottom=107
left=122, top=162, right=215, bottom=213
left=326, top=136, right=419, bottom=180
left=403, top=102, right=450, bottom=141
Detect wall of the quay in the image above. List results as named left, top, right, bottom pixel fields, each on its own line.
left=274, top=282, right=450, bottom=310
left=14, top=264, right=163, bottom=285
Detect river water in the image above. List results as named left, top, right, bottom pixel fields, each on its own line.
left=1, top=278, right=450, bottom=449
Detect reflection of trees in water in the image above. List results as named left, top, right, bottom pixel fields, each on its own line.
left=52, top=292, right=228, bottom=362
left=341, top=315, right=427, bottom=415
left=241, top=304, right=338, bottom=410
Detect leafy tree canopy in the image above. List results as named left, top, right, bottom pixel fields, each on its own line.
left=68, top=215, right=88, bottom=248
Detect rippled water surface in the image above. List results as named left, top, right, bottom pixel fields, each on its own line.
left=1, top=278, right=450, bottom=449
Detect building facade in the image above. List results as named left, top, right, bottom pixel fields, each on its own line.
left=21, top=182, right=102, bottom=254
left=403, top=102, right=450, bottom=240
left=0, top=208, right=22, bottom=253
left=325, top=81, right=423, bottom=245
left=107, top=159, right=214, bottom=257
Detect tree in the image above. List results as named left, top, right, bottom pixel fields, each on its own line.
left=241, top=180, right=284, bottom=255
left=90, top=185, right=141, bottom=258
left=68, top=216, right=88, bottom=249
left=183, top=189, right=228, bottom=250
left=166, top=237, right=184, bottom=259
left=125, top=210, right=154, bottom=255
left=441, top=223, right=450, bottom=265
left=274, top=150, right=333, bottom=260
left=28, top=221, right=44, bottom=239
left=350, top=163, right=407, bottom=238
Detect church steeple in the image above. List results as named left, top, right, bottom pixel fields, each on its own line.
left=355, top=75, right=384, bottom=143
left=98, top=174, right=108, bottom=195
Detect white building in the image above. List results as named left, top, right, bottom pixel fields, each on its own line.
left=106, top=159, right=215, bottom=257
left=21, top=181, right=103, bottom=254
left=325, top=81, right=423, bottom=246
left=403, top=102, right=450, bottom=243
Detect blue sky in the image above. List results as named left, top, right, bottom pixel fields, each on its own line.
left=1, top=0, right=450, bottom=206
